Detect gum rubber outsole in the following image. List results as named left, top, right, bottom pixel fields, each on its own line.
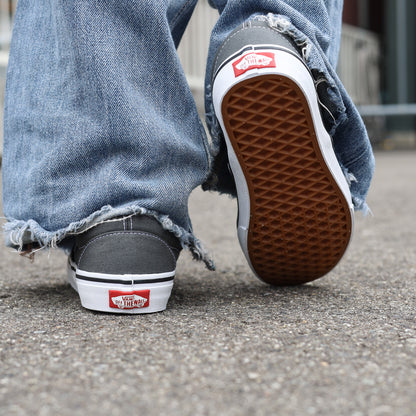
left=221, top=74, right=352, bottom=285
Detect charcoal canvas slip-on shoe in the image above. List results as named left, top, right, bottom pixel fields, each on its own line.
left=212, top=21, right=354, bottom=285
left=67, top=215, right=181, bottom=313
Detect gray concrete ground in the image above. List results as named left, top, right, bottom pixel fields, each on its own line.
left=0, top=151, right=415, bottom=416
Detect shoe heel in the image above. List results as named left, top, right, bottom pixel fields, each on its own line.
left=67, top=260, right=174, bottom=314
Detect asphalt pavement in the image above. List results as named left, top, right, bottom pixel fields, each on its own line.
left=0, top=151, right=415, bottom=416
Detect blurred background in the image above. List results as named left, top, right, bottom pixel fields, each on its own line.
left=1, top=0, right=415, bottom=153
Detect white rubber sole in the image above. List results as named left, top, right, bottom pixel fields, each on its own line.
left=67, top=259, right=174, bottom=314
left=212, top=46, right=354, bottom=284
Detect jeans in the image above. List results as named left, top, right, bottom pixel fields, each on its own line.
left=2, top=0, right=375, bottom=266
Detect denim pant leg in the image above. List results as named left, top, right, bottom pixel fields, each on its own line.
left=205, top=0, right=375, bottom=213
left=2, top=0, right=214, bottom=265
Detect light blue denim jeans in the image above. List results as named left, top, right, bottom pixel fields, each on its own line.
left=2, top=0, right=374, bottom=267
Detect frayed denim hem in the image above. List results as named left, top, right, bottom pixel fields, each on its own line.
left=340, top=163, right=371, bottom=216
left=3, top=205, right=215, bottom=271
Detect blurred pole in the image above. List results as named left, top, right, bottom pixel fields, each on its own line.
left=358, top=103, right=416, bottom=117
left=396, top=0, right=408, bottom=103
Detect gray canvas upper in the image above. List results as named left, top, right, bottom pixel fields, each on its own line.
left=71, top=215, right=182, bottom=275
left=212, top=20, right=301, bottom=80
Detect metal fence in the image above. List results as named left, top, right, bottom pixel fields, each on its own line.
left=0, top=0, right=15, bottom=76
left=0, top=0, right=14, bottom=49
left=0, top=0, right=16, bottom=156
left=178, top=2, right=382, bottom=111
left=338, top=24, right=381, bottom=106
left=0, top=0, right=16, bottom=152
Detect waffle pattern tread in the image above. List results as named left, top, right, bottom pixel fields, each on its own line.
left=222, top=75, right=352, bottom=285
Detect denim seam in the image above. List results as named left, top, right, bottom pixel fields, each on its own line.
left=340, top=146, right=374, bottom=170
left=169, top=0, right=197, bottom=33
left=199, top=119, right=213, bottom=181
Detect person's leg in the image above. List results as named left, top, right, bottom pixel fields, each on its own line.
left=2, top=0, right=210, bottom=263
left=205, top=0, right=375, bottom=283
left=2, top=0, right=213, bottom=313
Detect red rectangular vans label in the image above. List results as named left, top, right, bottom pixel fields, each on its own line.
left=232, top=52, right=276, bottom=77
left=109, top=290, right=150, bottom=309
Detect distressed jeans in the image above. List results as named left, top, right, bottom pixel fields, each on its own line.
left=2, top=0, right=374, bottom=266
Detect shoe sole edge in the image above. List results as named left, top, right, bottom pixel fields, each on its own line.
left=67, top=260, right=174, bottom=314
